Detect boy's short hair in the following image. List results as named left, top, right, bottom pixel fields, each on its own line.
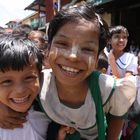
left=97, top=51, right=108, bottom=70
left=0, top=33, right=43, bottom=72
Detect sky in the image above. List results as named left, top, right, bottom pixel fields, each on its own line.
left=0, top=0, right=34, bottom=27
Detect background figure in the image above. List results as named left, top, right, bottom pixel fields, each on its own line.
left=121, top=51, right=140, bottom=140
left=107, top=25, right=137, bottom=78
left=12, top=24, right=32, bottom=37
left=28, top=30, right=50, bottom=69
left=97, top=51, right=109, bottom=74
left=28, top=30, right=48, bottom=51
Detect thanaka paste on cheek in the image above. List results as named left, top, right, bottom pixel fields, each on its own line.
left=86, top=56, right=94, bottom=76
left=49, top=48, right=58, bottom=61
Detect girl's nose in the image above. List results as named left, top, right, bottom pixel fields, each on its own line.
left=68, top=47, right=78, bottom=61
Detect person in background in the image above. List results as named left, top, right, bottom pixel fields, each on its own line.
left=28, top=30, right=50, bottom=69
left=107, top=25, right=137, bottom=78
left=121, top=51, right=140, bottom=140
left=12, top=24, right=32, bottom=37
left=28, top=30, right=48, bottom=51
left=97, top=51, right=109, bottom=74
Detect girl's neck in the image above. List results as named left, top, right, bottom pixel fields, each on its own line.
left=56, top=79, right=88, bottom=105
left=112, top=50, right=124, bottom=59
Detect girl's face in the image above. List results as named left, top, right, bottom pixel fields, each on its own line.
left=48, top=20, right=99, bottom=86
left=111, top=32, right=128, bottom=52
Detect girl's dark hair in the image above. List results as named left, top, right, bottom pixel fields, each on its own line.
left=109, top=25, right=129, bottom=38
left=48, top=3, right=109, bottom=54
left=0, top=33, right=43, bottom=72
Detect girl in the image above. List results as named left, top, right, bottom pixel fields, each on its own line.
left=107, top=25, right=137, bottom=78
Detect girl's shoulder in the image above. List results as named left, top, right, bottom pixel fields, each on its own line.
left=102, top=75, right=137, bottom=116
left=119, top=52, right=136, bottom=62
left=117, top=52, right=137, bottom=69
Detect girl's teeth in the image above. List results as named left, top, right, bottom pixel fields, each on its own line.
left=62, top=66, right=79, bottom=73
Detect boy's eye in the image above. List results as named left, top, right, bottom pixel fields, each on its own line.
left=25, top=75, right=38, bottom=82
left=0, top=80, right=12, bottom=86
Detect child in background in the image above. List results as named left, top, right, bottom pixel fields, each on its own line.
left=0, top=3, right=136, bottom=140
left=97, top=51, right=109, bottom=74
left=12, top=24, right=32, bottom=37
left=107, top=25, right=137, bottom=78
left=121, top=52, right=140, bottom=140
left=0, top=33, right=69, bottom=140
left=28, top=30, right=48, bottom=51
left=28, top=30, right=50, bottom=69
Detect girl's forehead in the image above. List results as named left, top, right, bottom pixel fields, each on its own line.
left=56, top=20, right=100, bottom=37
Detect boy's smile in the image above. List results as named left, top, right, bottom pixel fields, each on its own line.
left=49, top=21, right=99, bottom=86
left=0, top=65, right=40, bottom=112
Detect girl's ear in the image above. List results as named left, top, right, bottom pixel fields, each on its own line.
left=101, top=68, right=107, bottom=74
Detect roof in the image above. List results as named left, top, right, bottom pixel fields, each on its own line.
left=24, top=0, right=46, bottom=12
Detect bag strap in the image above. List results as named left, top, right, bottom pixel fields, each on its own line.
left=88, top=71, right=106, bottom=140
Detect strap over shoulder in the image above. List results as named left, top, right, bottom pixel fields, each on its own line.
left=88, top=71, right=106, bottom=140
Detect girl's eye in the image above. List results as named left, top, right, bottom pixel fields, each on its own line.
left=0, top=80, right=12, bottom=86
left=82, top=48, right=94, bottom=53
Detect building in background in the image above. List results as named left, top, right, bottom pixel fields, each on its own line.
left=5, top=20, right=19, bottom=29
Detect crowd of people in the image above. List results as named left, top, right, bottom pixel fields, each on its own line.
left=0, top=2, right=140, bottom=140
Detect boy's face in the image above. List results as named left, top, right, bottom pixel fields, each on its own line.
left=111, top=32, right=128, bottom=52
left=0, top=65, right=40, bottom=112
left=48, top=20, right=99, bottom=86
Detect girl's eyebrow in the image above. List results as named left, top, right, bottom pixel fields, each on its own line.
left=55, top=33, right=69, bottom=39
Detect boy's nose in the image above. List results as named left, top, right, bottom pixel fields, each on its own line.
left=14, top=84, right=26, bottom=94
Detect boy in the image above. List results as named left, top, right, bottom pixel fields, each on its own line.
left=0, top=33, right=71, bottom=140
